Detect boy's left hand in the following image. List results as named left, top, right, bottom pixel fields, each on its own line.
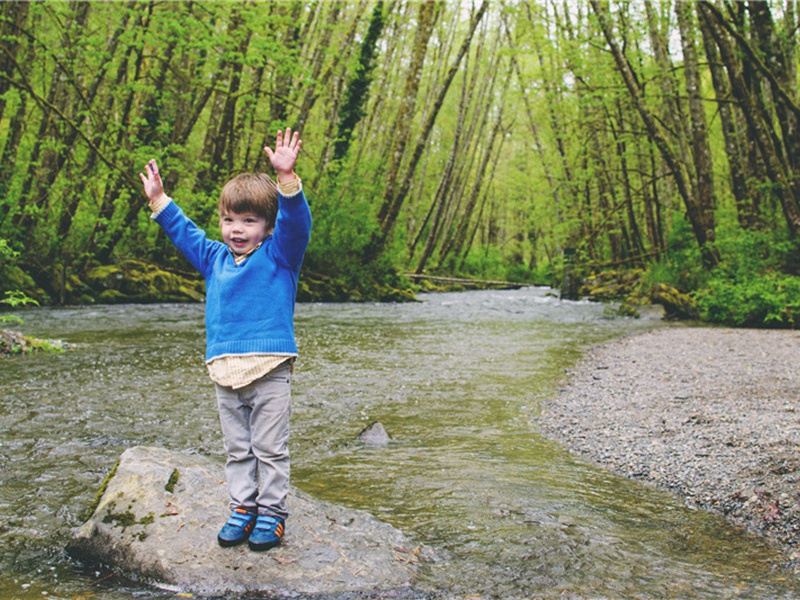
left=264, top=128, right=302, bottom=184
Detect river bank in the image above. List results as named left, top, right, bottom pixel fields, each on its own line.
left=537, top=326, right=800, bottom=572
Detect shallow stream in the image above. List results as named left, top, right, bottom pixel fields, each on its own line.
left=2, top=288, right=799, bottom=598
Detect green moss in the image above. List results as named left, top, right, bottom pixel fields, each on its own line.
left=102, top=503, right=137, bottom=530
left=85, top=259, right=205, bottom=304
left=165, top=468, right=180, bottom=493
left=101, top=502, right=156, bottom=533
left=82, top=460, right=120, bottom=521
left=0, top=329, right=66, bottom=357
left=650, top=283, right=698, bottom=320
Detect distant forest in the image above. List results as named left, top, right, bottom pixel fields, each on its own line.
left=0, top=1, right=798, bottom=326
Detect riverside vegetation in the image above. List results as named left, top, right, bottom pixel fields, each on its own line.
left=0, top=2, right=798, bottom=328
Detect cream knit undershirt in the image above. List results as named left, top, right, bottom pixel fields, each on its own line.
left=150, top=175, right=303, bottom=389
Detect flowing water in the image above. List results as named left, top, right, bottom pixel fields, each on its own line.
left=1, top=288, right=799, bottom=599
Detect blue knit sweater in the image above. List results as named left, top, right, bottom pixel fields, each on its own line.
left=153, top=191, right=312, bottom=362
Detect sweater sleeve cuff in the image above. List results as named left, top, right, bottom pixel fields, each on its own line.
left=149, top=194, right=172, bottom=218
left=277, top=174, right=302, bottom=198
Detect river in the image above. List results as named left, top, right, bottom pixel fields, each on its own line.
left=1, top=287, right=798, bottom=599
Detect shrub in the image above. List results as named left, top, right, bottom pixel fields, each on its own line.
left=694, top=273, right=800, bottom=328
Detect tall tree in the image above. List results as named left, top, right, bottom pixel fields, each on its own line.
left=676, top=1, right=717, bottom=253
left=699, top=1, right=800, bottom=237
left=366, top=0, right=490, bottom=262
left=331, top=0, right=385, bottom=164
left=590, top=0, right=720, bottom=267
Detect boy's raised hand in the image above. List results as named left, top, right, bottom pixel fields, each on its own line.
left=139, top=159, right=165, bottom=203
left=264, top=128, right=302, bottom=184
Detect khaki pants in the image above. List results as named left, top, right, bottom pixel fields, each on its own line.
left=215, top=363, right=291, bottom=519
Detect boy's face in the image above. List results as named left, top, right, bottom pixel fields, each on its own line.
left=219, top=211, right=272, bottom=256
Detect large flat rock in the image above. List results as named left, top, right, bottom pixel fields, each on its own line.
left=68, top=446, right=427, bottom=597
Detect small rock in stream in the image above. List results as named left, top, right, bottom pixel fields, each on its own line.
left=356, top=421, right=392, bottom=446
left=68, top=446, right=429, bottom=597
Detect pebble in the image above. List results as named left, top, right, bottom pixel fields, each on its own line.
left=538, top=327, right=800, bottom=571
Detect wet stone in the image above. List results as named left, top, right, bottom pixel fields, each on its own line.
left=356, top=421, right=392, bottom=446
left=67, top=446, right=429, bottom=597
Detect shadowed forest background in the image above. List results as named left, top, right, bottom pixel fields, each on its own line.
left=0, top=0, right=798, bottom=327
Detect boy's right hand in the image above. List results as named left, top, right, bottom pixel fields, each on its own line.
left=139, top=159, right=165, bottom=203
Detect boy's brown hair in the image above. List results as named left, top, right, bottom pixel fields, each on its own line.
left=218, top=173, right=278, bottom=228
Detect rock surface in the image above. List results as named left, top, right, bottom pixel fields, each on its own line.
left=68, top=446, right=427, bottom=597
left=537, top=327, right=800, bottom=571
left=355, top=421, right=392, bottom=446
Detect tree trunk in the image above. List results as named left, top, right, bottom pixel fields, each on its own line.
left=612, top=100, right=646, bottom=261
left=0, top=1, right=30, bottom=124
left=296, top=2, right=365, bottom=135
left=331, top=0, right=385, bottom=164
left=366, top=0, right=489, bottom=262
left=590, top=0, right=720, bottom=267
left=698, top=3, right=756, bottom=228
left=374, top=0, right=438, bottom=228
left=13, top=3, right=93, bottom=234
left=644, top=0, right=693, bottom=167
left=441, top=60, right=508, bottom=267
left=699, top=1, right=800, bottom=237
left=676, top=1, right=717, bottom=251
left=747, top=1, right=800, bottom=224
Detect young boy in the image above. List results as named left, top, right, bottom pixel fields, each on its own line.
left=139, top=128, right=311, bottom=551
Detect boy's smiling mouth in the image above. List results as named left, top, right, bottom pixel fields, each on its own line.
left=230, top=239, right=251, bottom=251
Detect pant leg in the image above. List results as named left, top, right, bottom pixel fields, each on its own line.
left=215, top=383, right=259, bottom=512
left=248, top=364, right=292, bottom=519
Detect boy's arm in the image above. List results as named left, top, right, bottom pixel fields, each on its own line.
left=265, top=129, right=312, bottom=270
left=139, top=159, right=222, bottom=276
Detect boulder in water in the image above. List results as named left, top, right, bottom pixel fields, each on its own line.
left=67, top=446, right=428, bottom=597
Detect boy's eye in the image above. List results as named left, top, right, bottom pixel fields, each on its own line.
left=244, top=218, right=256, bottom=223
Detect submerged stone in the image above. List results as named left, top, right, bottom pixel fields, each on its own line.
left=356, top=422, right=392, bottom=446
left=68, top=446, right=428, bottom=597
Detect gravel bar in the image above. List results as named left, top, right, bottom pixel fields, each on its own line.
left=537, top=326, right=800, bottom=571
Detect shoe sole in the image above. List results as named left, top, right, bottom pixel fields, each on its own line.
left=248, top=539, right=281, bottom=552
left=218, top=535, right=249, bottom=548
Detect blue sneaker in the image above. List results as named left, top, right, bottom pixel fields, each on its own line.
left=248, top=514, right=285, bottom=551
left=217, top=507, right=257, bottom=547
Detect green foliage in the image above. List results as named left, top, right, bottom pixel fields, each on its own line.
left=332, top=0, right=385, bottom=163
left=643, top=215, right=711, bottom=292
left=687, top=222, right=800, bottom=328
left=640, top=219, right=800, bottom=328
left=2, top=1, right=798, bottom=311
left=458, top=247, right=505, bottom=279
left=1, top=290, right=39, bottom=309
left=694, top=274, right=800, bottom=328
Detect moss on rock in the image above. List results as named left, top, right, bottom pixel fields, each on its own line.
left=85, top=260, right=204, bottom=304
left=649, top=283, right=698, bottom=320
left=0, top=329, right=67, bottom=357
